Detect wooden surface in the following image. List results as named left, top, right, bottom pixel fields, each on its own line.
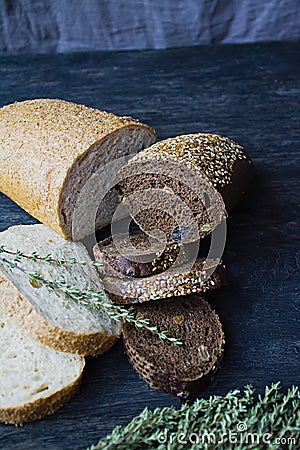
left=0, top=42, right=299, bottom=450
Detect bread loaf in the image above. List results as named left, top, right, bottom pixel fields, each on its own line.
left=116, top=133, right=253, bottom=243
left=0, top=99, right=156, bottom=241
left=123, top=296, right=225, bottom=400
left=0, top=224, right=121, bottom=356
left=0, top=298, right=84, bottom=425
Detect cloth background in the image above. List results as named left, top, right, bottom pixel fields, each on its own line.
left=0, top=0, right=299, bottom=55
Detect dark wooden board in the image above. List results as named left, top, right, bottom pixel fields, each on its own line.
left=0, top=42, right=299, bottom=450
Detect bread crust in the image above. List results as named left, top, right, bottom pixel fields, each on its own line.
left=0, top=99, right=156, bottom=240
left=0, top=365, right=84, bottom=425
left=116, top=133, right=254, bottom=243
left=0, top=287, right=85, bottom=425
left=123, top=296, right=225, bottom=400
left=124, top=339, right=223, bottom=400
left=0, top=275, right=119, bottom=357
left=93, top=231, right=186, bottom=278
left=102, top=259, right=227, bottom=304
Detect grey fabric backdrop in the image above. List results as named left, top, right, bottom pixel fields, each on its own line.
left=0, top=0, right=299, bottom=55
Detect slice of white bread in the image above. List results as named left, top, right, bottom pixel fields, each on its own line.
left=0, top=224, right=121, bottom=356
left=0, top=99, right=156, bottom=240
left=0, top=297, right=84, bottom=425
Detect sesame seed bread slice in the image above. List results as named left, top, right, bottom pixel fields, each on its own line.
left=116, top=133, right=253, bottom=243
left=0, top=224, right=121, bottom=356
left=0, top=297, right=84, bottom=425
left=100, top=258, right=227, bottom=304
left=93, top=230, right=190, bottom=278
left=123, top=296, right=225, bottom=400
left=0, top=99, right=156, bottom=241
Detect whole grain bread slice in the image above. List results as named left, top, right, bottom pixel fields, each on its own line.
left=123, top=295, right=225, bottom=400
left=93, top=230, right=192, bottom=278
left=116, top=133, right=254, bottom=244
left=99, top=258, right=227, bottom=304
left=0, top=293, right=84, bottom=425
left=0, top=224, right=121, bottom=356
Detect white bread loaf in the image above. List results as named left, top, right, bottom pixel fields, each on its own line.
left=0, top=224, right=121, bottom=356
left=0, top=296, right=84, bottom=425
left=0, top=99, right=156, bottom=240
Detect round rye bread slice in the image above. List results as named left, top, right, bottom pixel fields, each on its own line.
left=116, top=133, right=254, bottom=244
left=123, top=296, right=225, bottom=400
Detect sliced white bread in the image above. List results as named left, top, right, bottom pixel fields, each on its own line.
left=0, top=294, right=84, bottom=425
left=0, top=224, right=121, bottom=356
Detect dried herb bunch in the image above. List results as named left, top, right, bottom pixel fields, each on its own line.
left=88, top=383, right=299, bottom=450
left=0, top=247, right=182, bottom=346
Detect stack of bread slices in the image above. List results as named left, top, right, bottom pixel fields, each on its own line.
left=0, top=99, right=253, bottom=424
left=93, top=132, right=254, bottom=400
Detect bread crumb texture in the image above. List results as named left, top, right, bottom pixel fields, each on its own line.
left=0, top=301, right=84, bottom=425
left=0, top=99, right=156, bottom=239
left=0, top=224, right=121, bottom=356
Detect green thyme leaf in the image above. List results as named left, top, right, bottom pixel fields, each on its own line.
left=0, top=254, right=182, bottom=346
left=88, top=383, right=300, bottom=450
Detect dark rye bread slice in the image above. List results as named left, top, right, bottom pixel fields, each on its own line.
left=123, top=296, right=225, bottom=400
left=93, top=231, right=193, bottom=278
left=101, top=258, right=227, bottom=304
left=116, top=133, right=254, bottom=243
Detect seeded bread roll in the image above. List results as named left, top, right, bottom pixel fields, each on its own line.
left=123, top=296, right=225, bottom=400
left=0, top=300, right=84, bottom=425
left=0, top=99, right=156, bottom=241
left=116, top=133, right=253, bottom=243
left=100, top=258, right=227, bottom=304
left=93, top=231, right=191, bottom=278
left=0, top=224, right=121, bottom=356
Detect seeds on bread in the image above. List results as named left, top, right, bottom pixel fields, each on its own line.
left=93, top=230, right=190, bottom=278
left=100, top=258, right=227, bottom=304
left=116, top=133, right=254, bottom=243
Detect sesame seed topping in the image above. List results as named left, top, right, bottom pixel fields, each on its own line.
left=128, top=133, right=248, bottom=188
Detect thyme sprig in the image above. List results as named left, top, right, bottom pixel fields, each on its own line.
left=88, top=382, right=300, bottom=450
left=0, top=245, right=103, bottom=267
left=0, top=256, right=183, bottom=346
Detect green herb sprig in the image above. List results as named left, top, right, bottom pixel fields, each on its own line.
left=88, top=382, right=300, bottom=450
left=0, top=254, right=183, bottom=346
left=0, top=245, right=103, bottom=267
